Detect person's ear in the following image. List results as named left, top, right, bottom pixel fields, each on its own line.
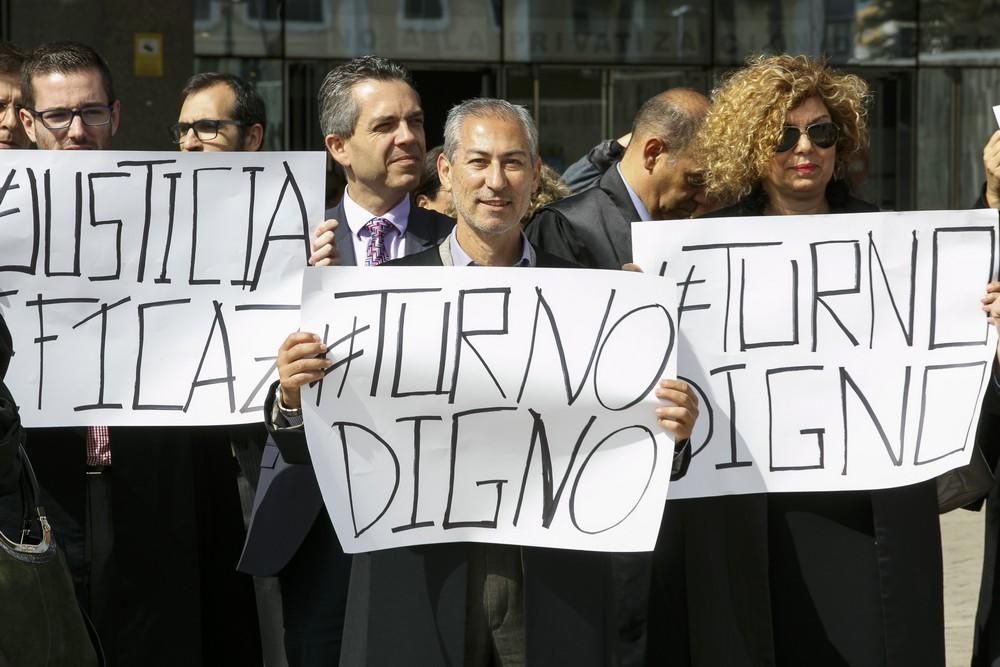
left=325, top=133, right=350, bottom=168
left=437, top=150, right=453, bottom=190
left=642, top=137, right=665, bottom=172
left=243, top=123, right=264, bottom=151
left=110, top=99, right=121, bottom=136
left=18, top=107, right=36, bottom=144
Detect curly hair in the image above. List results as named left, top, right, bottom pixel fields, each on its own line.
left=524, top=163, right=570, bottom=222
left=700, top=54, right=870, bottom=205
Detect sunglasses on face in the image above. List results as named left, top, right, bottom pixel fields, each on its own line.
left=775, top=121, right=839, bottom=153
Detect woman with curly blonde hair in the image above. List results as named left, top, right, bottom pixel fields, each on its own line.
left=700, top=53, right=873, bottom=215
left=648, top=55, right=946, bottom=667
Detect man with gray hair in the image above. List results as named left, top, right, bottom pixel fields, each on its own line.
left=271, top=96, right=699, bottom=666
left=239, top=54, right=452, bottom=667
left=526, top=88, right=710, bottom=270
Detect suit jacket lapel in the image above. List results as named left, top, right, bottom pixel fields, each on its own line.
left=405, top=206, right=446, bottom=255
left=329, top=201, right=357, bottom=266
left=599, top=167, right=641, bottom=266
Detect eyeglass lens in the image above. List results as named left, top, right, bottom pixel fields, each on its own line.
left=775, top=122, right=838, bottom=153
left=169, top=120, right=234, bottom=143
left=40, top=106, right=112, bottom=129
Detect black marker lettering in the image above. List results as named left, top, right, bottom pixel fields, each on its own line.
left=183, top=300, right=236, bottom=413
left=134, top=299, right=191, bottom=410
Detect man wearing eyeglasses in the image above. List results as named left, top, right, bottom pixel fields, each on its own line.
left=172, top=72, right=265, bottom=152
left=18, top=42, right=118, bottom=150
left=15, top=41, right=263, bottom=666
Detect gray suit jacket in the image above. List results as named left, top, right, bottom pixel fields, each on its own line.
left=238, top=202, right=454, bottom=575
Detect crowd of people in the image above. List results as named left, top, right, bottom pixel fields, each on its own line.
left=1, top=37, right=1000, bottom=667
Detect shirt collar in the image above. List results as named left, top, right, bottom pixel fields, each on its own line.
left=446, top=227, right=535, bottom=267
left=342, top=188, right=411, bottom=237
left=617, top=162, right=653, bottom=222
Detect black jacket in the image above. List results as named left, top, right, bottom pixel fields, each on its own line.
left=527, top=165, right=639, bottom=270
left=649, top=185, right=946, bottom=667
left=0, top=314, right=21, bottom=496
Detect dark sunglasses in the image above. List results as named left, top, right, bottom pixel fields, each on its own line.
left=775, top=122, right=839, bottom=153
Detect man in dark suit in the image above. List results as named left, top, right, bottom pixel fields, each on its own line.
left=16, top=41, right=260, bottom=666
left=268, top=97, right=698, bottom=666
left=524, top=88, right=710, bottom=666
left=526, top=88, right=709, bottom=270
left=238, top=55, right=453, bottom=667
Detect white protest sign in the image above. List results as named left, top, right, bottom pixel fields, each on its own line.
left=632, top=209, right=998, bottom=499
left=299, top=266, right=679, bottom=553
left=0, top=150, right=325, bottom=426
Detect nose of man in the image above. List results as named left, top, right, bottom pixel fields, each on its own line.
left=180, top=128, right=203, bottom=152
left=484, top=161, right=508, bottom=191
left=66, top=115, right=88, bottom=142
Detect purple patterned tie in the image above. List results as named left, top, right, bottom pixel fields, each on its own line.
left=365, top=217, right=390, bottom=266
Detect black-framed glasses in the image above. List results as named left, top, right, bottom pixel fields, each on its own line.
left=168, top=119, right=242, bottom=143
left=26, top=105, right=114, bottom=130
left=775, top=122, right=839, bottom=153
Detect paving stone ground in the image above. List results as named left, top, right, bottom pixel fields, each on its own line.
left=943, top=508, right=987, bottom=666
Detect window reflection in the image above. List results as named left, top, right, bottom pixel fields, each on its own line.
left=714, top=0, right=915, bottom=65
left=504, top=0, right=709, bottom=63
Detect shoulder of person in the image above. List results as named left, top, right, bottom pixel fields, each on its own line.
left=385, top=246, right=440, bottom=267
left=407, top=205, right=455, bottom=240
left=533, top=247, right=582, bottom=269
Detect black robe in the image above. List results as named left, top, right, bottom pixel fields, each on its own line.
left=645, top=183, right=944, bottom=666
left=970, top=191, right=1000, bottom=667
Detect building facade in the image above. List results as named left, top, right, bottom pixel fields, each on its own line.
left=5, top=0, right=1000, bottom=210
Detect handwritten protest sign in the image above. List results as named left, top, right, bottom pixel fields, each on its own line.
left=299, top=266, right=679, bottom=553
left=0, top=150, right=325, bottom=426
left=632, top=209, right=999, bottom=499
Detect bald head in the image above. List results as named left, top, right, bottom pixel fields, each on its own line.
left=618, top=88, right=709, bottom=220
left=626, top=88, right=708, bottom=159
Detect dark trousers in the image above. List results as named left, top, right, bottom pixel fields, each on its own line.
left=279, top=507, right=352, bottom=667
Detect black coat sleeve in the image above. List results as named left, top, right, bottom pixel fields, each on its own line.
left=525, top=207, right=589, bottom=266
left=0, top=381, right=23, bottom=496
left=263, top=379, right=312, bottom=465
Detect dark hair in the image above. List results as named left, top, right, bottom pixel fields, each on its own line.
left=181, top=72, right=267, bottom=143
left=318, top=55, right=415, bottom=138
left=20, top=41, right=115, bottom=109
left=0, top=42, right=25, bottom=79
left=414, top=146, right=444, bottom=200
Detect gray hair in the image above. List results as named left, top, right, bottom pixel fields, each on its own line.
left=442, top=98, right=538, bottom=161
left=317, top=55, right=414, bottom=138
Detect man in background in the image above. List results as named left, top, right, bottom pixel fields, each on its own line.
left=0, top=42, right=28, bottom=149
left=17, top=41, right=260, bottom=665
left=172, top=72, right=265, bottom=152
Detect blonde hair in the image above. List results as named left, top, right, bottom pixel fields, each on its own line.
left=524, top=164, right=570, bottom=221
left=700, top=54, right=870, bottom=205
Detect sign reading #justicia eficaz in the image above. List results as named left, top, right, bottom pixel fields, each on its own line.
left=0, top=150, right=325, bottom=426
